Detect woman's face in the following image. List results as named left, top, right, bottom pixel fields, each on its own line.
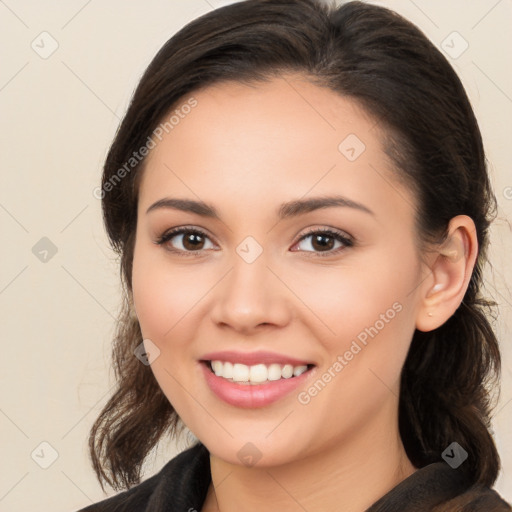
left=132, top=75, right=427, bottom=467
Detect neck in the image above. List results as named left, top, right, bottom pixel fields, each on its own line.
left=203, top=411, right=416, bottom=512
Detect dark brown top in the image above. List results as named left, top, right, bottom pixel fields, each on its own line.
left=78, top=442, right=511, bottom=511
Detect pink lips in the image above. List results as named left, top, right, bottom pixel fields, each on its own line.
left=199, top=350, right=316, bottom=408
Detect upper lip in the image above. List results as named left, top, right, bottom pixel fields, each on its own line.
left=200, top=350, right=315, bottom=367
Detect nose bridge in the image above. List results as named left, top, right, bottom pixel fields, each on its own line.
left=211, top=237, right=290, bottom=330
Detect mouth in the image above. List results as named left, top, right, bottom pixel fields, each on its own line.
left=201, top=360, right=316, bottom=386
left=198, top=350, right=318, bottom=408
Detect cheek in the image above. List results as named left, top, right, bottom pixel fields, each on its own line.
left=296, top=260, right=414, bottom=349
left=302, top=294, right=414, bottom=437
left=131, top=246, right=203, bottom=408
left=132, top=246, right=209, bottom=342
left=303, top=250, right=419, bottom=395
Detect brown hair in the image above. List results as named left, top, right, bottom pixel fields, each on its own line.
left=90, top=0, right=502, bottom=491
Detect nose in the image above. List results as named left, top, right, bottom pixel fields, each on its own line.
left=209, top=250, right=292, bottom=335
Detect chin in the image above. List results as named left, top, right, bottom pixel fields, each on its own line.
left=198, top=430, right=313, bottom=469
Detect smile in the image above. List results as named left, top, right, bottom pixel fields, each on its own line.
left=199, top=352, right=317, bottom=408
left=207, top=360, right=313, bottom=385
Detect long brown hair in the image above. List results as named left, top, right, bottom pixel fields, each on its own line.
left=90, top=0, right=502, bottom=491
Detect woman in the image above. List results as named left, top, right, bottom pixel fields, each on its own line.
left=79, top=0, right=511, bottom=510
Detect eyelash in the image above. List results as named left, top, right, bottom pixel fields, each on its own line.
left=154, top=226, right=354, bottom=258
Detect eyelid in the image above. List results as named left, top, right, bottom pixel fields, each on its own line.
left=295, top=226, right=353, bottom=244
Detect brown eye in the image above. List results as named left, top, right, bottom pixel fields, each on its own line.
left=181, top=231, right=206, bottom=250
left=155, top=227, right=215, bottom=254
left=293, top=228, right=353, bottom=256
left=310, top=233, right=336, bottom=251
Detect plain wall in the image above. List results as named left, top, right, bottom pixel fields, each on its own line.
left=0, top=0, right=510, bottom=510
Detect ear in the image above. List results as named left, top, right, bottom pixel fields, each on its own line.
left=415, top=215, right=478, bottom=332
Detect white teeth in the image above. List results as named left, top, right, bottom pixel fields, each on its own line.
left=209, top=360, right=310, bottom=384
left=249, top=364, right=268, bottom=384
left=223, top=361, right=233, bottom=379
left=294, top=365, right=307, bottom=377
left=268, top=363, right=283, bottom=381
left=281, top=364, right=293, bottom=379
left=211, top=360, right=223, bottom=376
left=232, top=363, right=249, bottom=382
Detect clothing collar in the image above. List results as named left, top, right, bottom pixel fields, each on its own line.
left=147, top=442, right=476, bottom=511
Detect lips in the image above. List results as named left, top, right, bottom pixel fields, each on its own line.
left=199, top=350, right=317, bottom=408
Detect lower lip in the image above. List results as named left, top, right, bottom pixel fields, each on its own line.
left=200, top=362, right=315, bottom=408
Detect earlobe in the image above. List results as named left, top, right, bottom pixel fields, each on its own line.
left=415, top=215, right=478, bottom=333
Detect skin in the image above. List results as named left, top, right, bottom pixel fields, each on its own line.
left=131, top=74, right=478, bottom=512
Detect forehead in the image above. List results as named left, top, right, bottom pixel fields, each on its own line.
left=138, top=75, right=414, bottom=223
left=154, top=75, right=378, bottom=162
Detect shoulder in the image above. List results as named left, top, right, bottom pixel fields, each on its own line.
left=432, top=485, right=512, bottom=511
left=76, top=442, right=211, bottom=512
left=367, top=461, right=511, bottom=511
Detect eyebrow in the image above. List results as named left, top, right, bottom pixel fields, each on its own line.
left=146, top=195, right=374, bottom=219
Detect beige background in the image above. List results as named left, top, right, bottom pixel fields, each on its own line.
left=0, top=0, right=510, bottom=510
